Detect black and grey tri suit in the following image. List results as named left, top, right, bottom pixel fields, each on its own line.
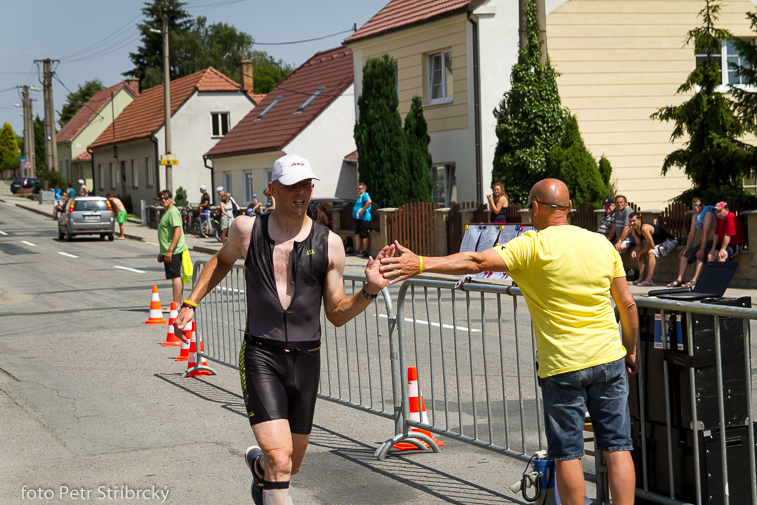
left=239, top=214, right=329, bottom=434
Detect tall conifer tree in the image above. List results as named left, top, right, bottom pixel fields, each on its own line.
left=354, top=54, right=410, bottom=208
left=404, top=96, right=434, bottom=203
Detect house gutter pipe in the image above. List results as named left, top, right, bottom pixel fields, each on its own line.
left=468, top=11, right=483, bottom=203
left=150, top=136, right=160, bottom=197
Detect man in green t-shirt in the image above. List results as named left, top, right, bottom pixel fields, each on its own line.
left=157, top=189, right=187, bottom=311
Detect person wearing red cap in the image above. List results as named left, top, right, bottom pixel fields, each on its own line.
left=174, top=154, right=389, bottom=505
left=710, top=202, right=744, bottom=262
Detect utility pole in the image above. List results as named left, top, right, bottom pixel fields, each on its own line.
left=162, top=12, right=173, bottom=193
left=22, top=86, right=34, bottom=175
left=16, top=85, right=41, bottom=177
left=35, top=58, right=60, bottom=173
left=519, top=0, right=547, bottom=64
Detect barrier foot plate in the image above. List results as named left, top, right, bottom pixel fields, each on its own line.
left=181, top=365, right=217, bottom=378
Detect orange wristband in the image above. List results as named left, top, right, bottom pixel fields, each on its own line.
left=418, top=256, right=423, bottom=274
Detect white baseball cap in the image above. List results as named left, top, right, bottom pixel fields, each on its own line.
left=199, top=185, right=207, bottom=191
left=216, top=186, right=224, bottom=193
left=272, top=154, right=319, bottom=186
left=78, top=179, right=85, bottom=184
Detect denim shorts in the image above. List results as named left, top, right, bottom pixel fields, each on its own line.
left=540, top=358, right=633, bottom=460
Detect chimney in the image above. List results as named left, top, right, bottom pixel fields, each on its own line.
left=239, top=60, right=253, bottom=93
left=125, top=78, right=140, bottom=95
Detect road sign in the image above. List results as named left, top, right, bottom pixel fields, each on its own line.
left=160, top=154, right=178, bottom=166
left=22, top=160, right=33, bottom=170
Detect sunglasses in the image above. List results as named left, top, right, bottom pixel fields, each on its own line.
left=160, top=196, right=171, bottom=201
left=528, top=199, right=570, bottom=210
left=693, top=204, right=702, bottom=208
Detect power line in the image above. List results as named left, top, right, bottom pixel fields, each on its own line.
left=59, top=14, right=141, bottom=61
left=254, top=28, right=355, bottom=46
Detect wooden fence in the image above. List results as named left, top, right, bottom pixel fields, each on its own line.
left=386, top=201, right=438, bottom=256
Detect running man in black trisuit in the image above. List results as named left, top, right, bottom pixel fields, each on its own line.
left=174, top=154, right=388, bottom=505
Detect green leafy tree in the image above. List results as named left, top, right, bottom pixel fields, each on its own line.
left=174, top=186, right=188, bottom=206
left=545, top=114, right=608, bottom=207
left=0, top=122, right=20, bottom=172
left=404, top=96, right=434, bottom=203
left=124, top=0, right=194, bottom=89
left=492, top=0, right=564, bottom=207
left=730, top=12, right=757, bottom=129
left=59, top=80, right=105, bottom=128
left=34, top=115, right=47, bottom=172
left=354, top=54, right=410, bottom=208
left=125, top=1, right=291, bottom=93
left=651, top=0, right=752, bottom=197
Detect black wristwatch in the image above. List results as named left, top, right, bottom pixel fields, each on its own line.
left=361, top=286, right=378, bottom=300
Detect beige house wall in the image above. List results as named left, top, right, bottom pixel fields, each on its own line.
left=548, top=0, right=757, bottom=210
left=349, top=14, right=469, bottom=132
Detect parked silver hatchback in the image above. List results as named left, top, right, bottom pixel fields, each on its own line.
left=58, top=196, right=115, bottom=241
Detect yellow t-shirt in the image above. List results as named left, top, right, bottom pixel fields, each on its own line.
left=493, top=225, right=627, bottom=378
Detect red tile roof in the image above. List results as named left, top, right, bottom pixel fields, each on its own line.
left=344, top=150, right=357, bottom=163
left=345, top=0, right=484, bottom=43
left=90, top=68, right=246, bottom=148
left=72, top=151, right=92, bottom=162
left=205, top=47, right=353, bottom=159
left=57, top=82, right=137, bottom=143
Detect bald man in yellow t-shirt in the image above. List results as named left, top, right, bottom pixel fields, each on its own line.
left=380, top=179, right=639, bottom=505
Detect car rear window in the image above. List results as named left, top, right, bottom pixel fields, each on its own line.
left=73, top=200, right=110, bottom=211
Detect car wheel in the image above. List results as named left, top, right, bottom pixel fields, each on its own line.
left=66, top=228, right=73, bottom=242
left=108, top=233, right=114, bottom=241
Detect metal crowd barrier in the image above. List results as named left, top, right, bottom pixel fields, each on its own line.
left=189, top=258, right=756, bottom=505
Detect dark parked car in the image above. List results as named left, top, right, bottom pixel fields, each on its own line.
left=10, top=177, right=41, bottom=194
left=58, top=196, right=115, bottom=241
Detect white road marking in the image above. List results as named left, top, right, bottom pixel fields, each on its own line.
left=0, top=230, right=7, bottom=235
left=21, top=241, right=36, bottom=247
left=114, top=266, right=146, bottom=274
left=376, top=313, right=481, bottom=333
left=58, top=252, right=79, bottom=258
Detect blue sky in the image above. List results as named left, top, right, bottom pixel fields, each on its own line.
left=0, top=0, right=387, bottom=135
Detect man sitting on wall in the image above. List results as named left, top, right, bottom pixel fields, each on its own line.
left=709, top=202, right=744, bottom=262
left=667, top=197, right=716, bottom=288
left=628, top=212, right=677, bottom=286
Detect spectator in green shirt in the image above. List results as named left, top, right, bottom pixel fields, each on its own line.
left=157, top=189, right=188, bottom=311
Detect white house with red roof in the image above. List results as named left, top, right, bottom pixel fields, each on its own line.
left=344, top=0, right=526, bottom=206
left=204, top=46, right=356, bottom=205
left=89, top=64, right=257, bottom=212
left=56, top=80, right=139, bottom=190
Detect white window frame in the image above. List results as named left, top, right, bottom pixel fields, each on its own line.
left=243, top=171, right=254, bottom=205
left=430, top=163, right=456, bottom=207
left=146, top=157, right=154, bottom=187
left=427, top=50, right=453, bottom=105
left=211, top=112, right=230, bottom=137
left=110, top=162, right=116, bottom=190
left=696, top=39, right=756, bottom=92
left=98, top=164, right=103, bottom=190
left=132, top=159, right=139, bottom=188
left=222, top=172, right=232, bottom=200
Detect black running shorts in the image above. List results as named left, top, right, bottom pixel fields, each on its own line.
left=239, top=337, right=320, bottom=434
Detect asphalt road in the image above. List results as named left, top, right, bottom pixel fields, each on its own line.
left=0, top=199, right=547, bottom=505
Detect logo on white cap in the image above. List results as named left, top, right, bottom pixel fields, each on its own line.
left=272, top=154, right=319, bottom=186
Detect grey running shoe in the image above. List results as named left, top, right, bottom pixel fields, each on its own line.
left=245, top=445, right=264, bottom=505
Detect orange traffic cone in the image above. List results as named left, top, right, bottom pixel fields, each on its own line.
left=182, top=321, right=215, bottom=377
left=393, top=367, right=444, bottom=451
left=144, top=285, right=167, bottom=324
left=175, top=324, right=191, bottom=362
left=161, top=302, right=181, bottom=346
